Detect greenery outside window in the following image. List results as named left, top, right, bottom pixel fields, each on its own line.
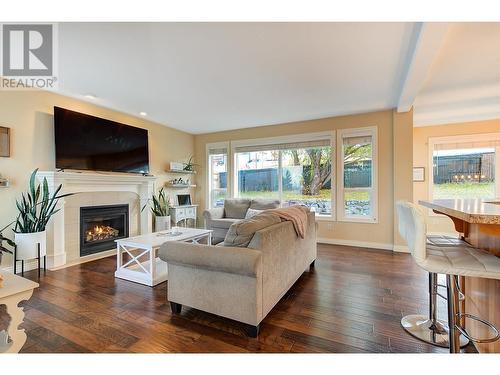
left=337, top=127, right=377, bottom=222
left=233, top=134, right=334, bottom=217
left=429, top=133, right=500, bottom=200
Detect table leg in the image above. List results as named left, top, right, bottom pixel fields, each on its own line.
left=1, top=289, right=34, bottom=353
left=208, top=232, right=212, bottom=246
left=37, top=244, right=41, bottom=279
left=116, top=243, right=122, bottom=272
left=149, top=246, right=155, bottom=285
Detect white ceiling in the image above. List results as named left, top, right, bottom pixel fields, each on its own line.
left=56, top=22, right=500, bottom=133
left=413, top=23, right=500, bottom=126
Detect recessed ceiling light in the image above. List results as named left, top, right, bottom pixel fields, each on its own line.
left=84, top=94, right=96, bottom=99
left=139, top=112, right=147, bottom=116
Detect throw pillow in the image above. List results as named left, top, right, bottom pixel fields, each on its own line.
left=224, top=198, right=251, bottom=219
left=245, top=208, right=263, bottom=219
left=224, top=213, right=281, bottom=247
left=250, top=198, right=280, bottom=210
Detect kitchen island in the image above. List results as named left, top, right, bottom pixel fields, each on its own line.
left=419, top=199, right=500, bottom=353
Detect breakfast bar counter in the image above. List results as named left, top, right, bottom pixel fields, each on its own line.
left=419, top=199, right=500, bottom=353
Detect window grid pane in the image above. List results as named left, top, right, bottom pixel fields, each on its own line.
left=209, top=153, right=227, bottom=208
left=281, top=147, right=332, bottom=216
left=236, top=151, right=280, bottom=200
left=234, top=143, right=333, bottom=216
left=433, top=147, right=495, bottom=200
left=342, top=134, right=373, bottom=218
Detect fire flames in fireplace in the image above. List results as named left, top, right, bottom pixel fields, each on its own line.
left=85, top=225, right=120, bottom=243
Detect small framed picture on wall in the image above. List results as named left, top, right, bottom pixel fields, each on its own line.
left=413, top=167, right=425, bottom=182
left=0, top=127, right=10, bottom=157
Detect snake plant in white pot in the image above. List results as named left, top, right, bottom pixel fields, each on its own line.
left=14, top=169, right=73, bottom=266
left=142, top=188, right=172, bottom=232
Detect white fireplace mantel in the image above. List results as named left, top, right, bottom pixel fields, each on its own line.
left=37, top=171, right=157, bottom=269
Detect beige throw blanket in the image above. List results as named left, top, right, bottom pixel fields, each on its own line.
left=267, top=205, right=310, bottom=239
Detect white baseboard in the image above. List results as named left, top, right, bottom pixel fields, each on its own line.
left=1, top=249, right=115, bottom=273
left=393, top=245, right=410, bottom=253
left=317, top=237, right=394, bottom=251
left=50, top=250, right=116, bottom=271
left=1, top=258, right=40, bottom=274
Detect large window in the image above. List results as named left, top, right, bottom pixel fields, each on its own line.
left=233, top=136, right=333, bottom=216
left=207, top=143, right=229, bottom=208
left=207, top=129, right=380, bottom=222
left=430, top=134, right=500, bottom=200
left=337, top=127, right=377, bottom=222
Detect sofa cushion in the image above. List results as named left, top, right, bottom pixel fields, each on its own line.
left=245, top=208, right=263, bottom=219
left=250, top=199, right=280, bottom=210
left=210, top=218, right=240, bottom=230
left=224, top=198, right=251, bottom=219
left=224, top=213, right=281, bottom=248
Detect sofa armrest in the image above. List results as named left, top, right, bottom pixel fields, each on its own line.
left=159, top=242, right=262, bottom=277
left=203, top=207, right=225, bottom=223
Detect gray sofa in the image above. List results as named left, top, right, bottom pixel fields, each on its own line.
left=159, top=210, right=317, bottom=337
left=203, top=198, right=280, bottom=244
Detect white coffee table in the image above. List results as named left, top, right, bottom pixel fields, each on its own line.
left=114, top=227, right=212, bottom=286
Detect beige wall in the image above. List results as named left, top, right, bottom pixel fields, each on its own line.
left=195, top=109, right=413, bottom=249
left=413, top=118, right=500, bottom=234
left=0, top=90, right=194, bottom=266
left=393, top=109, right=414, bottom=249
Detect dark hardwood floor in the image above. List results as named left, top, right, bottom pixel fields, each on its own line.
left=12, top=244, right=463, bottom=353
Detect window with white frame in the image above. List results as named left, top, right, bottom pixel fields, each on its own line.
left=337, top=127, right=377, bottom=222
left=233, top=135, right=333, bottom=216
left=430, top=134, right=500, bottom=200
left=207, top=143, right=229, bottom=208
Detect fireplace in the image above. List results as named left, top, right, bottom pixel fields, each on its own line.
left=80, top=205, right=129, bottom=256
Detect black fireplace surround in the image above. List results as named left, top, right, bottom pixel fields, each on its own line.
left=80, top=204, right=129, bottom=256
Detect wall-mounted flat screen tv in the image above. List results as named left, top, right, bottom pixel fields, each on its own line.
left=54, top=107, right=150, bottom=174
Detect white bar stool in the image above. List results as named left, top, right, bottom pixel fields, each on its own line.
left=396, top=201, right=500, bottom=353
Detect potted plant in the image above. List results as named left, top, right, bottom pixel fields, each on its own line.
left=142, top=187, right=172, bottom=232
left=183, top=155, right=198, bottom=172
left=13, top=169, right=72, bottom=264
left=0, top=223, right=15, bottom=267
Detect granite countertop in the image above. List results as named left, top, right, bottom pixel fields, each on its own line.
left=419, top=199, right=500, bottom=225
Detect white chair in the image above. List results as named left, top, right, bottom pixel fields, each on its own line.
left=396, top=201, right=500, bottom=353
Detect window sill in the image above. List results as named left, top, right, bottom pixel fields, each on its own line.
left=315, top=215, right=335, bottom=222
left=337, top=217, right=378, bottom=224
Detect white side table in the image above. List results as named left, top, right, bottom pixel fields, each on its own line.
left=169, top=205, right=198, bottom=228
left=0, top=272, right=38, bottom=353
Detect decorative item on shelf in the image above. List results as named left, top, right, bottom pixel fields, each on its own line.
left=0, top=174, right=9, bottom=188
left=169, top=161, right=184, bottom=172
left=0, top=126, right=10, bottom=157
left=167, top=177, right=196, bottom=188
left=142, top=187, right=172, bottom=232
left=183, top=155, right=198, bottom=172
left=0, top=223, right=15, bottom=276
left=13, top=169, right=74, bottom=276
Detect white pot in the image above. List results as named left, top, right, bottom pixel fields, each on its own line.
left=14, top=231, right=47, bottom=261
left=155, top=215, right=171, bottom=232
